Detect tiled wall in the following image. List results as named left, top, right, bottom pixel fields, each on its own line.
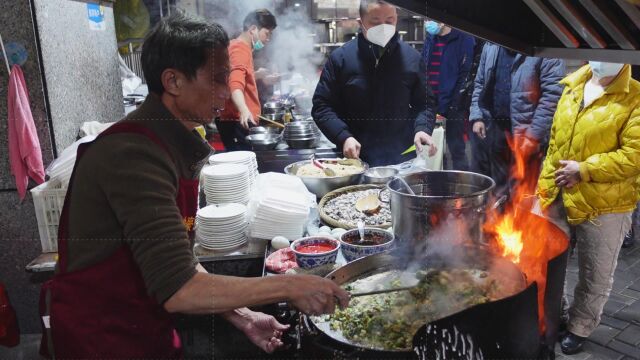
left=33, top=0, right=123, bottom=152
left=0, top=0, right=123, bottom=334
left=0, top=0, right=55, bottom=335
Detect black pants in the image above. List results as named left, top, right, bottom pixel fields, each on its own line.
left=470, top=123, right=512, bottom=197
left=215, top=118, right=251, bottom=151
left=445, top=112, right=469, bottom=171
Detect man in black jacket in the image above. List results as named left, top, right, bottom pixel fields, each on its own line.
left=312, top=0, right=437, bottom=167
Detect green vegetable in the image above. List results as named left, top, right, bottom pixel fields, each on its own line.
left=327, top=269, right=497, bottom=350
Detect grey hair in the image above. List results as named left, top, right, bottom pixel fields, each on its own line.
left=359, top=0, right=392, bottom=18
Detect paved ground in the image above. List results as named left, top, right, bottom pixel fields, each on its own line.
left=555, top=243, right=640, bottom=360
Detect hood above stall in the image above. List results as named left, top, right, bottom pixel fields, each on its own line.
left=388, top=0, right=640, bottom=64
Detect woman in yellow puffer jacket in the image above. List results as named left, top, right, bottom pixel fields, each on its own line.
left=537, top=62, right=640, bottom=354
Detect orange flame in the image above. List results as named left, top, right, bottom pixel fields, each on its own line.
left=493, top=214, right=523, bottom=263
left=484, top=134, right=568, bottom=334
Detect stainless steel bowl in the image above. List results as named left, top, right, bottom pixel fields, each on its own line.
left=245, top=133, right=280, bottom=151
left=261, top=113, right=284, bottom=122
left=285, top=138, right=317, bottom=149
left=284, top=159, right=369, bottom=198
left=251, top=126, right=281, bottom=135
left=363, top=166, right=399, bottom=185
left=263, top=100, right=284, bottom=115
left=249, top=126, right=268, bottom=135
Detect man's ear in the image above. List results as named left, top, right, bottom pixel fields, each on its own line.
left=161, top=68, right=182, bottom=96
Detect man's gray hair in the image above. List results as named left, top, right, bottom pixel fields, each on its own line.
left=359, top=0, right=392, bottom=18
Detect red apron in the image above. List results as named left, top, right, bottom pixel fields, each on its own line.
left=39, top=123, right=199, bottom=358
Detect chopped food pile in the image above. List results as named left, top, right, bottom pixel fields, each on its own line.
left=296, top=162, right=363, bottom=177
left=324, top=269, right=501, bottom=350
left=323, top=189, right=391, bottom=226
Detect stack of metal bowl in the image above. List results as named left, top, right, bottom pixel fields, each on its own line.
left=283, top=121, right=321, bottom=149
left=245, top=132, right=281, bottom=151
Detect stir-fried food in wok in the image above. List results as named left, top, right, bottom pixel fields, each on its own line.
left=324, top=269, right=503, bottom=350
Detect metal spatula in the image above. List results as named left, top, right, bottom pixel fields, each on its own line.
left=349, top=285, right=417, bottom=298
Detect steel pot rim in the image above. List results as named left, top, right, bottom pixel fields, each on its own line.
left=386, top=170, right=495, bottom=200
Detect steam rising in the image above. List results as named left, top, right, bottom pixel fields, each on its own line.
left=204, top=0, right=323, bottom=95
left=263, top=7, right=324, bottom=94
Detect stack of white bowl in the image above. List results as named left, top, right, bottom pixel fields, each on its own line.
left=209, top=151, right=258, bottom=191
left=248, top=187, right=310, bottom=240
left=201, top=163, right=250, bottom=205
left=195, top=204, right=248, bottom=251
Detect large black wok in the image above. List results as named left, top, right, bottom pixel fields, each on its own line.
left=307, top=246, right=528, bottom=355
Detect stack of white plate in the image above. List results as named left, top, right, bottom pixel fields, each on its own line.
left=201, top=164, right=250, bottom=205
left=196, top=203, right=248, bottom=251
left=248, top=187, right=310, bottom=240
left=209, top=151, right=258, bottom=190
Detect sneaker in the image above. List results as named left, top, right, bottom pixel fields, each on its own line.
left=622, top=230, right=634, bottom=248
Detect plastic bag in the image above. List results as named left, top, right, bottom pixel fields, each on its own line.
left=412, top=127, right=445, bottom=171
left=45, top=135, right=97, bottom=186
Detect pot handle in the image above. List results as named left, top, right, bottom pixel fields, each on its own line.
left=378, top=189, right=389, bottom=204
left=477, top=195, right=508, bottom=213
left=492, top=195, right=508, bottom=210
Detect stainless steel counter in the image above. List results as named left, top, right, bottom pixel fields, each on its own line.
left=25, top=246, right=267, bottom=273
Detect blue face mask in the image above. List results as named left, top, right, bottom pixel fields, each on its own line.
left=251, top=31, right=264, bottom=51
left=425, top=21, right=442, bottom=36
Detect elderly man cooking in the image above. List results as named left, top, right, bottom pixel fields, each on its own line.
left=312, top=0, right=437, bottom=167
left=39, top=13, right=349, bottom=359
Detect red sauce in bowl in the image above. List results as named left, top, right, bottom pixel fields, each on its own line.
left=296, top=243, right=336, bottom=254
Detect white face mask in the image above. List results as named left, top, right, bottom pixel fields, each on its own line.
left=363, top=23, right=396, bottom=48
left=589, top=61, right=624, bottom=79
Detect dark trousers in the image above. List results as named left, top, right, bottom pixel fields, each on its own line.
left=445, top=113, right=469, bottom=171
left=214, top=119, right=251, bottom=151
left=470, top=123, right=512, bottom=197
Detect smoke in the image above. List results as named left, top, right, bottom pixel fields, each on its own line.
left=263, top=7, right=324, bottom=95
left=203, top=0, right=323, bottom=95
left=396, top=211, right=481, bottom=270
left=203, top=0, right=275, bottom=39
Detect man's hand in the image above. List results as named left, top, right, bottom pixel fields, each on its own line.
left=343, top=137, right=361, bottom=159
left=254, top=67, right=269, bottom=80
left=414, top=131, right=437, bottom=157
left=287, top=275, right=350, bottom=316
left=472, top=121, right=486, bottom=139
left=239, top=108, right=257, bottom=130
left=555, top=160, right=581, bottom=188
left=226, top=309, right=290, bottom=353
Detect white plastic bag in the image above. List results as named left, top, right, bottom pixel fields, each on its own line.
left=412, top=127, right=445, bottom=171
left=46, top=135, right=97, bottom=185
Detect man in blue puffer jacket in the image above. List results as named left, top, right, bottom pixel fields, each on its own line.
left=423, top=21, right=476, bottom=170
left=469, top=43, right=565, bottom=195
left=312, top=0, right=437, bottom=167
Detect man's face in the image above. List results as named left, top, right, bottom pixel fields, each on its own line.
left=251, top=25, right=273, bottom=45
left=176, top=48, right=230, bottom=127
left=361, top=3, right=397, bottom=38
